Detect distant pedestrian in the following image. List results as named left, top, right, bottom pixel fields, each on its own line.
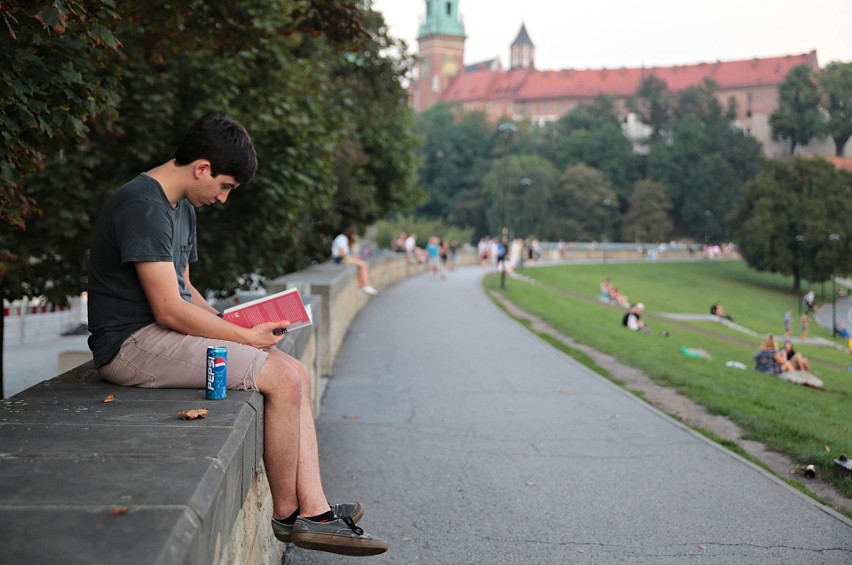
left=802, top=289, right=818, bottom=313
left=783, top=309, right=792, bottom=338
left=478, top=237, right=490, bottom=267
left=439, top=239, right=449, bottom=277
left=449, top=240, right=458, bottom=270
left=426, top=236, right=442, bottom=279
left=800, top=311, right=809, bottom=341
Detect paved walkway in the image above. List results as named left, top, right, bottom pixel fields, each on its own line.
left=286, top=266, right=851, bottom=565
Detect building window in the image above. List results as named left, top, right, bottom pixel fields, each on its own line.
left=446, top=2, right=451, bottom=15
left=746, top=109, right=752, bottom=118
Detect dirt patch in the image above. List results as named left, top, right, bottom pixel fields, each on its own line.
left=490, top=291, right=851, bottom=516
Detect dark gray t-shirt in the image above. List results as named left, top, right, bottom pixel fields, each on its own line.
left=87, top=173, right=197, bottom=367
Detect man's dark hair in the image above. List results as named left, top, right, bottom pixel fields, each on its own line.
left=173, top=113, right=257, bottom=184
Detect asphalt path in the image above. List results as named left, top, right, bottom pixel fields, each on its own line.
left=285, top=265, right=851, bottom=565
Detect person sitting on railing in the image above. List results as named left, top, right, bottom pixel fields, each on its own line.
left=332, top=226, right=378, bottom=296
left=87, top=113, right=387, bottom=557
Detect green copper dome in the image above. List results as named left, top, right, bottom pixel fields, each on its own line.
left=418, top=0, right=465, bottom=37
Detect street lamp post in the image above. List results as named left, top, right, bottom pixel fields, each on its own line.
left=498, top=122, right=517, bottom=289
left=829, top=233, right=840, bottom=336
left=795, top=235, right=805, bottom=314
left=517, top=177, right=532, bottom=269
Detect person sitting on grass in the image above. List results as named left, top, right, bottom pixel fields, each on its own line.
left=753, top=335, right=793, bottom=374
left=782, top=340, right=812, bottom=372
left=332, top=226, right=377, bottom=296
left=622, top=303, right=650, bottom=333
left=610, top=286, right=630, bottom=307
left=600, top=277, right=612, bottom=302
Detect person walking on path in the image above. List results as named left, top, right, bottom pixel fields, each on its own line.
left=86, top=113, right=386, bottom=557
left=801, top=311, right=810, bottom=341
left=783, top=309, right=793, bottom=338
left=425, top=236, right=443, bottom=280
left=332, top=226, right=378, bottom=296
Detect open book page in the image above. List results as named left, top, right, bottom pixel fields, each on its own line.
left=222, top=288, right=313, bottom=332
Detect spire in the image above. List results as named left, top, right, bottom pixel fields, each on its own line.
left=511, top=23, right=534, bottom=47
left=510, top=23, right=535, bottom=69
left=418, top=0, right=465, bottom=38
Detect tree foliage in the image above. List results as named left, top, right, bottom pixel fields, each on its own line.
left=548, top=164, right=618, bottom=241
left=620, top=180, right=673, bottom=243
left=646, top=81, right=761, bottom=240
left=0, top=1, right=121, bottom=282
left=2, top=0, right=419, bottom=303
left=819, top=61, right=852, bottom=157
left=770, top=65, right=826, bottom=155
left=414, top=105, right=492, bottom=221
left=729, top=157, right=852, bottom=290
left=479, top=154, right=558, bottom=239
left=541, top=96, right=640, bottom=203
left=626, top=75, right=672, bottom=142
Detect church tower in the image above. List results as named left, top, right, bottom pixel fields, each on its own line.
left=510, top=23, right=535, bottom=70
left=412, top=0, right=466, bottom=112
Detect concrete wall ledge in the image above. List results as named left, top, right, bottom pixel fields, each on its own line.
left=0, top=253, right=426, bottom=565
left=0, top=363, right=272, bottom=565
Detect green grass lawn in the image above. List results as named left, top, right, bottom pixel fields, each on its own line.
left=484, top=260, right=852, bottom=502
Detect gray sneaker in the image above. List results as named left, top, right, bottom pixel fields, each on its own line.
left=291, top=515, right=388, bottom=556
left=271, top=502, right=364, bottom=543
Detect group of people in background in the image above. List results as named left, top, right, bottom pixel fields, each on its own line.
left=477, top=236, right=543, bottom=275
left=754, top=335, right=812, bottom=374
left=392, top=232, right=457, bottom=280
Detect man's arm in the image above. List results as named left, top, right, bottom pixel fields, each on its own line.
left=135, top=261, right=288, bottom=350
left=184, top=264, right=219, bottom=315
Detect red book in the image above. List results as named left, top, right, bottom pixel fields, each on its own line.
left=223, top=288, right=313, bottom=333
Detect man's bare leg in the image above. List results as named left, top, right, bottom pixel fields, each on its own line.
left=255, top=352, right=306, bottom=519
left=351, top=257, right=371, bottom=288
left=275, top=351, right=329, bottom=517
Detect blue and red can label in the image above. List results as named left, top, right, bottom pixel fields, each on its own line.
left=206, top=346, right=228, bottom=400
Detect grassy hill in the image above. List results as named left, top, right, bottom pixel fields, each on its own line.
left=484, top=260, right=852, bottom=500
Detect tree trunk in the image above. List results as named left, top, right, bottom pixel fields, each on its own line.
left=835, top=136, right=849, bottom=157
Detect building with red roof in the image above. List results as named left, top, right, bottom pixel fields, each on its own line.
left=410, top=1, right=838, bottom=157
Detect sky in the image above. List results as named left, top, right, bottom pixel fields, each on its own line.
left=371, top=0, right=852, bottom=71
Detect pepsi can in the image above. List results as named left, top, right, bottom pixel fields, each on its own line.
left=206, top=346, right=228, bottom=400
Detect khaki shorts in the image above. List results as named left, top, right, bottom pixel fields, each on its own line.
left=98, top=324, right=268, bottom=391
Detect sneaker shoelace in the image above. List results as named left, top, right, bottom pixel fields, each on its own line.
left=341, top=515, right=365, bottom=536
